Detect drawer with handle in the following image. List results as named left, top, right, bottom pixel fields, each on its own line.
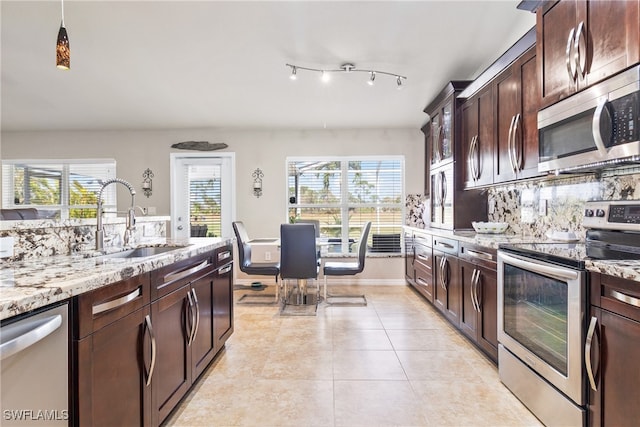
left=74, top=273, right=150, bottom=339
left=150, top=253, right=215, bottom=300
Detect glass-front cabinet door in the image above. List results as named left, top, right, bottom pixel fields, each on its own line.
left=430, top=100, right=454, bottom=167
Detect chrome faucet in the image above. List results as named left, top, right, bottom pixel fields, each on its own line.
left=96, top=178, right=136, bottom=250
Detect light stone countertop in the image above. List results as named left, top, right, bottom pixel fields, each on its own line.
left=404, top=225, right=640, bottom=283
left=0, top=237, right=231, bottom=321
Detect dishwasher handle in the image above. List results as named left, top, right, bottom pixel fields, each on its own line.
left=0, top=314, right=62, bottom=361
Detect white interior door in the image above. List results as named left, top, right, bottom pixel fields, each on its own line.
left=170, top=153, right=235, bottom=239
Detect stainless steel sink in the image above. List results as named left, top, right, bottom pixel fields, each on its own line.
left=98, top=245, right=187, bottom=259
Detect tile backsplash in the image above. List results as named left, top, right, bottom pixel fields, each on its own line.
left=0, top=217, right=168, bottom=261
left=406, top=167, right=640, bottom=238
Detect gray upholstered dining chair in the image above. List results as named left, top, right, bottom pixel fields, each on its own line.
left=322, top=221, right=371, bottom=302
left=279, top=223, right=320, bottom=305
left=294, top=219, right=320, bottom=237
left=232, top=221, right=280, bottom=295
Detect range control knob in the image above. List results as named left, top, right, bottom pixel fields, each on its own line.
left=584, top=209, right=594, bottom=217
left=596, top=209, right=606, bottom=218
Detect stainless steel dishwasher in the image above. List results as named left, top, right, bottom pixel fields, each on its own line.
left=1, top=302, right=69, bottom=426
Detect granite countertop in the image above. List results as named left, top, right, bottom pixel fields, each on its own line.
left=404, top=225, right=640, bottom=283
left=0, top=237, right=231, bottom=320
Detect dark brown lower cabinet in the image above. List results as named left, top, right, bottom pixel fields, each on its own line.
left=151, top=284, right=192, bottom=427
left=433, top=251, right=460, bottom=327
left=405, top=232, right=498, bottom=364
left=73, top=274, right=152, bottom=427
left=458, top=259, right=497, bottom=362
left=212, top=262, right=234, bottom=354
left=74, top=248, right=234, bottom=427
left=588, top=273, right=640, bottom=427
left=412, top=233, right=434, bottom=302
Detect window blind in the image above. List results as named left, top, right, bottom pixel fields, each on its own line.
left=287, top=157, right=404, bottom=254
left=2, top=159, right=116, bottom=219
left=187, top=164, right=222, bottom=237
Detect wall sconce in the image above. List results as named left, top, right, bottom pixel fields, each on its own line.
left=252, top=168, right=263, bottom=198
left=142, top=168, right=154, bottom=198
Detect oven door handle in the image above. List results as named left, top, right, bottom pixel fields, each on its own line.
left=499, top=252, right=579, bottom=281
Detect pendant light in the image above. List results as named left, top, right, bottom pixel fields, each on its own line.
left=56, top=0, right=70, bottom=70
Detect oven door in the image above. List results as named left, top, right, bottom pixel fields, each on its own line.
left=497, top=251, right=586, bottom=405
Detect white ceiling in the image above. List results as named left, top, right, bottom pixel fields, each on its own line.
left=1, top=1, right=535, bottom=132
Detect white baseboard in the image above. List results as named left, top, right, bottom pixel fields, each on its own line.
left=234, top=278, right=406, bottom=286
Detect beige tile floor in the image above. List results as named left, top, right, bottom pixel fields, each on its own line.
left=164, top=285, right=544, bottom=427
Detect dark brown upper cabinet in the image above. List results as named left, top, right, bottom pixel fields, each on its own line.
left=537, top=0, right=640, bottom=109
left=493, top=46, right=542, bottom=183
left=424, top=81, right=471, bottom=170
left=461, top=84, right=494, bottom=188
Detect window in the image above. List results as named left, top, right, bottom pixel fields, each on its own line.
left=287, top=157, right=404, bottom=254
left=188, top=164, right=222, bottom=237
left=2, top=159, right=116, bottom=219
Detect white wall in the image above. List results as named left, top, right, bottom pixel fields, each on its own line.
left=1, top=127, right=423, bottom=284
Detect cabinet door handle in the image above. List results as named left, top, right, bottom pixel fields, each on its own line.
left=466, top=249, right=493, bottom=261
left=507, top=115, right=517, bottom=173
left=438, top=257, right=446, bottom=290
left=585, top=316, right=600, bottom=391
left=474, top=269, right=482, bottom=311
left=191, top=288, right=200, bottom=344
left=440, top=171, right=447, bottom=203
left=469, top=269, right=479, bottom=312
left=468, top=135, right=477, bottom=181
left=186, top=291, right=195, bottom=345
left=435, top=241, right=454, bottom=250
left=0, top=314, right=62, bottom=361
left=144, top=315, right=156, bottom=387
left=467, top=136, right=474, bottom=180
left=566, top=26, right=577, bottom=81
left=610, top=289, right=640, bottom=308
left=416, top=277, right=429, bottom=287
left=219, top=264, right=232, bottom=275
left=164, top=260, right=211, bottom=284
left=472, top=135, right=480, bottom=180
left=417, top=253, right=431, bottom=265
left=574, top=21, right=587, bottom=78
left=92, top=287, right=141, bottom=315
left=217, top=250, right=232, bottom=262
left=513, top=113, right=522, bottom=172
left=436, top=124, right=444, bottom=162
left=440, top=257, right=449, bottom=290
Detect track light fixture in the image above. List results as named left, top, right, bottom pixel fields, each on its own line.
left=56, top=0, right=70, bottom=70
left=286, top=63, right=407, bottom=87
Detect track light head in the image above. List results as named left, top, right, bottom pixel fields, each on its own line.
left=396, top=76, right=403, bottom=89
left=367, top=71, right=376, bottom=86
left=321, top=70, right=330, bottom=83
left=289, top=66, right=297, bottom=80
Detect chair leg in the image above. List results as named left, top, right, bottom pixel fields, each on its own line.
left=324, top=275, right=328, bottom=300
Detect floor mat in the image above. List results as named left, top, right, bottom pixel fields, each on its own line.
left=233, top=282, right=268, bottom=291
left=325, top=294, right=367, bottom=306
left=236, top=293, right=277, bottom=305
left=279, top=303, right=318, bottom=316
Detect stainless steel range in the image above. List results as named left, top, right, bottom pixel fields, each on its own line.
left=497, top=200, right=640, bottom=427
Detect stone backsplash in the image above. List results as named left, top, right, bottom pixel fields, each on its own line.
left=406, top=166, right=640, bottom=238
left=0, top=217, right=168, bottom=261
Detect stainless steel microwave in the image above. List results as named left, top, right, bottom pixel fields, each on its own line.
left=538, top=64, right=640, bottom=173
